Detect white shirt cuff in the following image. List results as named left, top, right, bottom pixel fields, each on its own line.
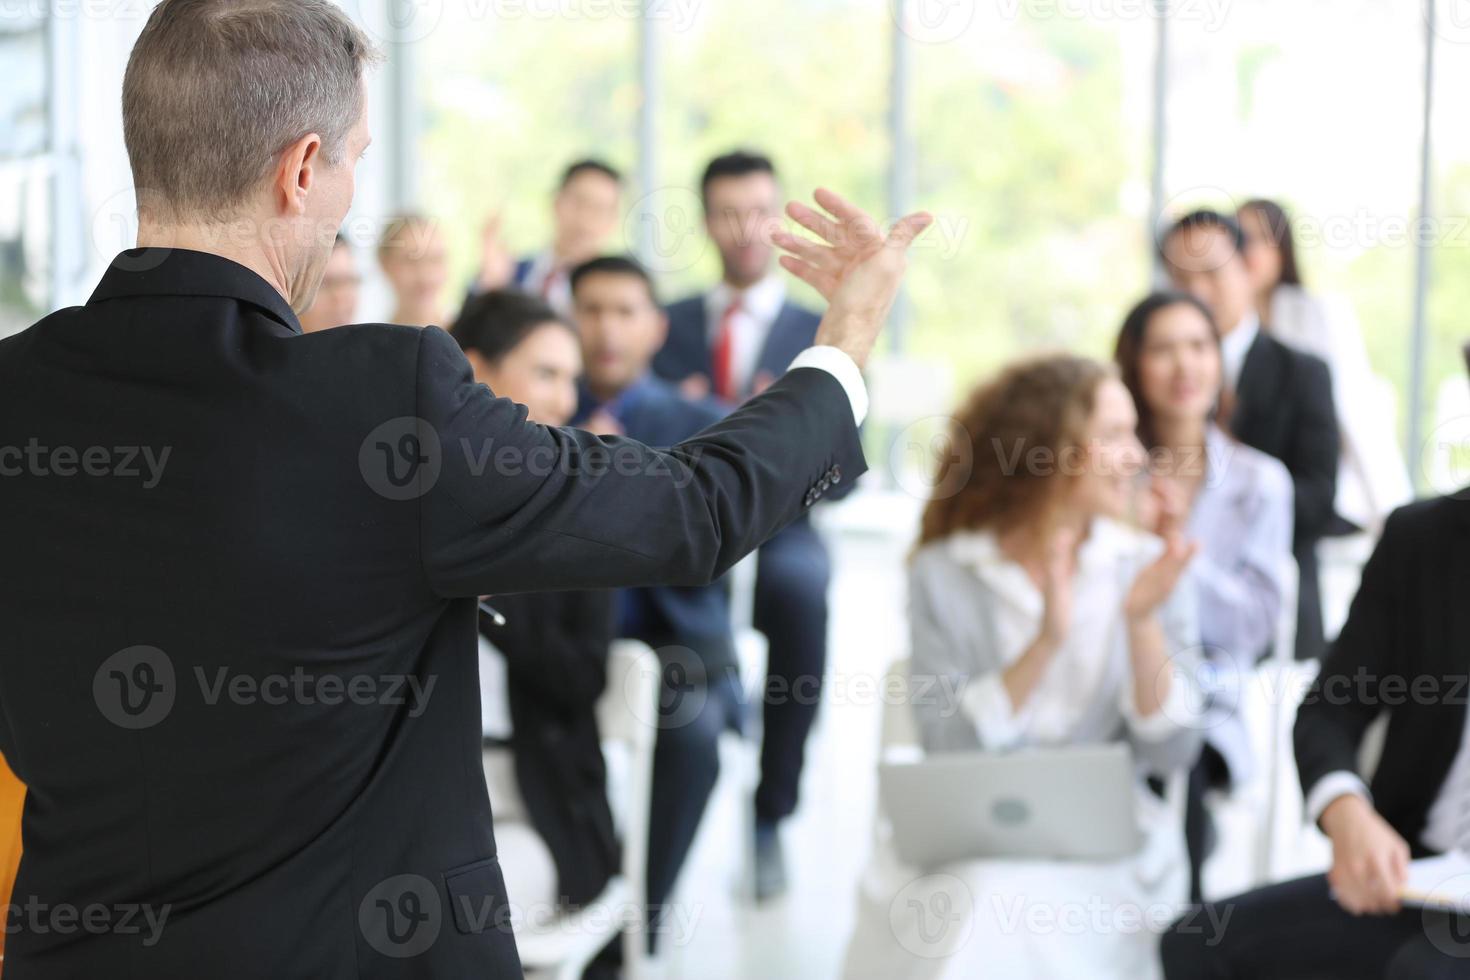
left=1121, top=671, right=1197, bottom=743
left=787, top=346, right=868, bottom=426
left=1304, top=771, right=1372, bottom=828
left=960, top=672, right=1025, bottom=751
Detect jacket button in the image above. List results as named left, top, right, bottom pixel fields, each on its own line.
left=831, top=466, right=842, bottom=484
left=819, top=479, right=831, bottom=492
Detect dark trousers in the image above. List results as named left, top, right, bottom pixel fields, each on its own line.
left=752, top=519, right=831, bottom=824
left=646, top=662, right=743, bottom=947
left=1184, top=744, right=1230, bottom=905
left=1162, top=873, right=1470, bottom=980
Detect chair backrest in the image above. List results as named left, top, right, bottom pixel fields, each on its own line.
left=596, top=639, right=659, bottom=979
left=1273, top=552, right=1300, bottom=666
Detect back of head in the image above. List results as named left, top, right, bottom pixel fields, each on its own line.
left=122, top=0, right=379, bottom=223
left=917, top=354, right=1112, bottom=548
left=450, top=289, right=566, bottom=364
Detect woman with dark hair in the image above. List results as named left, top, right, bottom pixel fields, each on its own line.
left=448, top=291, right=621, bottom=963
left=843, top=355, right=1202, bottom=980
left=1115, top=291, right=1293, bottom=903
left=1237, top=199, right=1410, bottom=536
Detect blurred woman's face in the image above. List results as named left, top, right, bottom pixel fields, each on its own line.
left=1137, top=302, right=1221, bottom=427
left=381, top=224, right=448, bottom=320
left=1066, top=378, right=1147, bottom=522
left=475, top=324, right=582, bottom=427
left=1237, top=206, right=1283, bottom=297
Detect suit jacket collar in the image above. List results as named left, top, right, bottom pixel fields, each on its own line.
left=90, top=248, right=303, bottom=335
left=1230, top=327, right=1280, bottom=437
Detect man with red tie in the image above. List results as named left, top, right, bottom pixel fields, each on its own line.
left=652, top=150, right=840, bottom=900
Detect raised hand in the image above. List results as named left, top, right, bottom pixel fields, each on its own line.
left=1039, top=527, right=1078, bottom=649
left=475, top=212, right=514, bottom=291
left=1123, top=534, right=1199, bottom=621
left=772, top=189, right=932, bottom=369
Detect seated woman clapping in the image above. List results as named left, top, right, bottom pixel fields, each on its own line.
left=842, top=354, right=1203, bottom=980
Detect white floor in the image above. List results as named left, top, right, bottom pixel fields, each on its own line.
left=645, top=492, right=1351, bottom=980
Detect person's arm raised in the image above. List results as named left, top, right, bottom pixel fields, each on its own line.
left=414, top=191, right=932, bottom=598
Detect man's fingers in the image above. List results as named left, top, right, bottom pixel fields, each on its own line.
left=771, top=229, right=842, bottom=273
left=886, top=210, right=934, bottom=249
left=786, top=201, right=842, bottom=246
left=777, top=255, right=836, bottom=297
left=812, top=188, right=884, bottom=246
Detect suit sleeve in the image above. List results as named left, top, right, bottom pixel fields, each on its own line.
left=413, top=326, right=866, bottom=597
left=1288, top=353, right=1340, bottom=543
left=1293, top=505, right=1405, bottom=798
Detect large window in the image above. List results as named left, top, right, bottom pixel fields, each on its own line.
left=0, top=8, right=51, bottom=338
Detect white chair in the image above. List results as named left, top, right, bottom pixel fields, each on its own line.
left=519, top=640, right=659, bottom=980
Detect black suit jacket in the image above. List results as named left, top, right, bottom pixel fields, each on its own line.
left=1294, top=493, right=1470, bottom=856
left=479, top=592, right=618, bottom=909
left=0, top=249, right=865, bottom=978
left=1230, top=329, right=1339, bottom=659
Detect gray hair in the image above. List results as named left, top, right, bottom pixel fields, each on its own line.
left=122, top=0, right=381, bottom=222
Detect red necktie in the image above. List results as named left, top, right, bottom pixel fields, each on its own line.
left=711, top=297, right=741, bottom=401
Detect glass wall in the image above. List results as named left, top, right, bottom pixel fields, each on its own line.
left=0, top=8, right=51, bottom=337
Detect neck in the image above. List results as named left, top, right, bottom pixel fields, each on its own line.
left=1151, top=414, right=1208, bottom=455
left=722, top=269, right=766, bottom=292
left=1254, top=290, right=1273, bottom=323
left=391, top=302, right=441, bottom=328
left=587, top=375, right=636, bottom=404
left=137, top=219, right=293, bottom=305
left=997, top=504, right=1089, bottom=567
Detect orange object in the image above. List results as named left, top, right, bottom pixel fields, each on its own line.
left=0, top=753, right=25, bottom=965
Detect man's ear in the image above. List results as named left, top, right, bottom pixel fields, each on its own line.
left=274, top=132, right=323, bottom=215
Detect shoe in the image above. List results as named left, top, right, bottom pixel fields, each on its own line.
left=753, top=820, right=788, bottom=902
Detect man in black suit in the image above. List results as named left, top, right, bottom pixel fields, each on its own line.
left=1162, top=446, right=1470, bottom=976
left=0, top=2, right=931, bottom=976
left=651, top=151, right=841, bottom=899
left=1162, top=209, right=1339, bottom=660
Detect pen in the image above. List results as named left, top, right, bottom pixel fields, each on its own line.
left=477, top=600, right=506, bottom=626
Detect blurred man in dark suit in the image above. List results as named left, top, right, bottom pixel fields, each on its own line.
left=652, top=151, right=842, bottom=899
left=1162, top=209, right=1339, bottom=660
left=570, top=255, right=740, bottom=944
left=0, top=1, right=931, bottom=975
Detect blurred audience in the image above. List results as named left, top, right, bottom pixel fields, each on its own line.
left=1237, top=198, right=1412, bottom=535
left=298, top=233, right=360, bottom=333
left=379, top=212, right=450, bottom=327
left=843, top=355, right=1202, bottom=980
left=1162, top=350, right=1470, bottom=979
left=474, top=159, right=624, bottom=315
left=449, top=290, right=621, bottom=979
left=1161, top=209, right=1338, bottom=660
left=1115, top=291, right=1294, bottom=903
left=651, top=150, right=837, bottom=898
left=568, top=255, right=739, bottom=947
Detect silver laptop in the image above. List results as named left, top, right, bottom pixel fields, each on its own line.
left=877, top=743, right=1143, bottom=869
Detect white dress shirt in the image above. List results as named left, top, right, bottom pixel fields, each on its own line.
left=704, top=275, right=788, bottom=398
left=516, top=249, right=573, bottom=317
left=1220, top=310, right=1260, bottom=394
left=1307, top=723, right=1470, bottom=854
